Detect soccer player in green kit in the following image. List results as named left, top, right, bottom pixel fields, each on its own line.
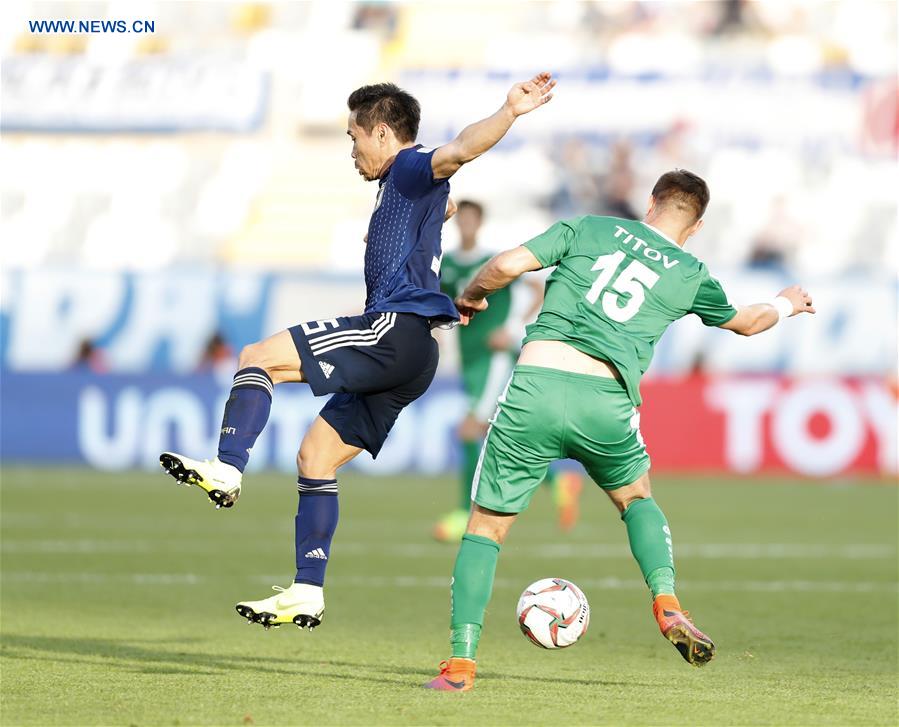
left=434, top=200, right=583, bottom=542
left=425, top=170, right=816, bottom=690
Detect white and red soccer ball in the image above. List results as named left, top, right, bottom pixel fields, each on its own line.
left=516, top=578, right=590, bottom=649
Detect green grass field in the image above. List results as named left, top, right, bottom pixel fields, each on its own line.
left=1, top=467, right=896, bottom=726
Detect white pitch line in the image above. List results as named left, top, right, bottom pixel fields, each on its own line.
left=0, top=572, right=201, bottom=585
left=1, top=539, right=895, bottom=559
left=2, top=571, right=896, bottom=594
left=1, top=540, right=152, bottom=554
left=332, top=542, right=898, bottom=560
left=313, top=575, right=899, bottom=594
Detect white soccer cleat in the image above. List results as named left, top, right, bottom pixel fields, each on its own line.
left=235, top=583, right=325, bottom=630
left=158, top=452, right=242, bottom=509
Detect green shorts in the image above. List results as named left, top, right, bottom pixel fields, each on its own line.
left=471, top=365, right=651, bottom=513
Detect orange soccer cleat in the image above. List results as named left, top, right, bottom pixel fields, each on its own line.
left=652, top=594, right=716, bottom=667
left=423, top=658, right=477, bottom=692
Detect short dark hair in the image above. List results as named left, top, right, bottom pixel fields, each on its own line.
left=651, top=169, right=710, bottom=222
left=456, top=199, right=484, bottom=219
left=347, top=83, right=420, bottom=143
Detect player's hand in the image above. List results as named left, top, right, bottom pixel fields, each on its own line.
left=488, top=328, right=513, bottom=351
left=777, top=285, right=816, bottom=316
left=455, top=295, right=488, bottom=325
left=504, top=72, right=556, bottom=117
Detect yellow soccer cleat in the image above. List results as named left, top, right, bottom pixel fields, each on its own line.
left=159, top=452, right=242, bottom=509
left=235, top=583, right=325, bottom=631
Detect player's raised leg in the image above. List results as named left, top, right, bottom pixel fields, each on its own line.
left=607, top=474, right=715, bottom=666
left=160, top=330, right=304, bottom=508
left=236, top=415, right=361, bottom=629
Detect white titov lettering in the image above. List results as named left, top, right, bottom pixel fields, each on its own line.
left=611, top=231, right=680, bottom=269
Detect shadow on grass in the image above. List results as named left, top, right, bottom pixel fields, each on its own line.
left=1, top=634, right=651, bottom=689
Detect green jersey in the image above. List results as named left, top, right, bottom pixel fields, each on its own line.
left=522, top=216, right=737, bottom=406
left=441, top=249, right=512, bottom=365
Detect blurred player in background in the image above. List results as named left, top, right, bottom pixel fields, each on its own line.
left=434, top=199, right=583, bottom=542
left=159, top=73, right=557, bottom=632
left=426, top=170, right=816, bottom=691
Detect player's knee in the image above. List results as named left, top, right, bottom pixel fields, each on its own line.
left=466, top=505, right=515, bottom=544
left=238, top=342, right=267, bottom=371
left=608, top=476, right=652, bottom=514
left=296, top=445, right=336, bottom=480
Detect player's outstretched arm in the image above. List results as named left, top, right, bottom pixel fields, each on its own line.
left=720, top=285, right=816, bottom=336
left=455, top=246, right=542, bottom=325
left=431, top=72, right=556, bottom=180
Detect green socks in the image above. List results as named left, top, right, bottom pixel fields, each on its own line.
left=450, top=624, right=481, bottom=660
left=645, top=566, right=676, bottom=597
left=447, top=500, right=672, bottom=662
left=460, top=442, right=481, bottom=510
left=450, top=533, right=500, bottom=659
left=622, top=497, right=676, bottom=598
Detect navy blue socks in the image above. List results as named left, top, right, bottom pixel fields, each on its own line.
left=217, top=367, right=273, bottom=472
left=294, top=477, right=339, bottom=586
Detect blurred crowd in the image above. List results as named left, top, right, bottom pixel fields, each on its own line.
left=1, top=1, right=896, bottom=276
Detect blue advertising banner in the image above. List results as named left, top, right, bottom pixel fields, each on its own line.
left=0, top=372, right=468, bottom=475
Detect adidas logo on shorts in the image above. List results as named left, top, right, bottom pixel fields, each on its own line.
left=319, top=361, right=335, bottom=379
left=304, top=548, right=328, bottom=560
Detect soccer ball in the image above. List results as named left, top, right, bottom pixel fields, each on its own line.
left=516, top=578, right=590, bottom=649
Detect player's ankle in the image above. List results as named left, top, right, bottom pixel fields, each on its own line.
left=653, top=593, right=682, bottom=611
left=213, top=458, right=242, bottom=483
left=450, top=657, right=475, bottom=664
left=289, top=581, right=323, bottom=593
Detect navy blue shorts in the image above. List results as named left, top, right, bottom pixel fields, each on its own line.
left=289, top=312, right=439, bottom=457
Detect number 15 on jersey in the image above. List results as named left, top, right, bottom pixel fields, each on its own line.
left=585, top=251, right=660, bottom=322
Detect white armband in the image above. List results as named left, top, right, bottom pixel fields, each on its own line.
left=770, top=296, right=793, bottom=322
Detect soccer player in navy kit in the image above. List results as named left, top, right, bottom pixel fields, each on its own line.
left=159, top=73, right=556, bottom=629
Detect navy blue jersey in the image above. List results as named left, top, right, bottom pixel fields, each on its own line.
left=363, top=145, right=459, bottom=322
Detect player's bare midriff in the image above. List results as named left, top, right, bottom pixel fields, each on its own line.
left=517, top=340, right=621, bottom=380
